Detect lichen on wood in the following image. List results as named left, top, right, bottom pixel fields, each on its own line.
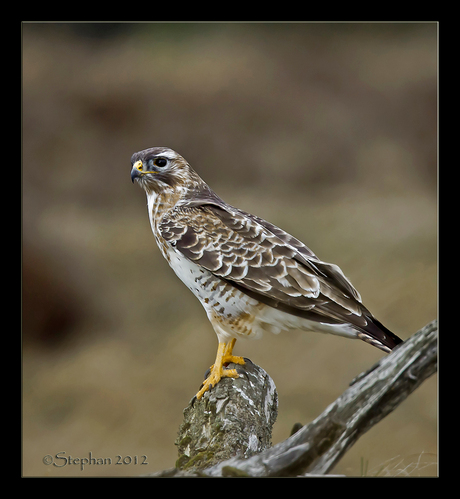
left=149, top=320, right=437, bottom=477
left=175, top=358, right=278, bottom=472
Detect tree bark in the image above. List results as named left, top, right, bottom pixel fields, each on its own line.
left=149, top=319, right=437, bottom=477
left=175, top=359, right=278, bottom=472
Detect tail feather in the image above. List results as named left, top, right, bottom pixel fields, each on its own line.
left=357, top=317, right=403, bottom=353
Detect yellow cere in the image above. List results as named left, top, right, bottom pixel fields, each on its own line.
left=134, top=160, right=144, bottom=172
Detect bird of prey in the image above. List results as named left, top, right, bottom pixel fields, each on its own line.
left=131, top=147, right=402, bottom=399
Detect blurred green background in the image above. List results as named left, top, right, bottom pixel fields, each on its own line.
left=22, top=22, right=437, bottom=476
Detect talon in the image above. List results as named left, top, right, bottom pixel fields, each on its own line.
left=195, top=339, right=244, bottom=399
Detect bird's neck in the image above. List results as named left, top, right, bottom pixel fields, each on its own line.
left=146, top=187, right=180, bottom=233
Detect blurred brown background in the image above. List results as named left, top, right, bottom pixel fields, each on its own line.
left=22, top=22, right=437, bottom=476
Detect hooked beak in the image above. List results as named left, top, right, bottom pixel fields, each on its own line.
left=131, top=160, right=144, bottom=183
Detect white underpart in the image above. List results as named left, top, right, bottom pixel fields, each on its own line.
left=165, top=246, right=359, bottom=344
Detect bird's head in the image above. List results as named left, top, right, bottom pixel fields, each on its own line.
left=131, top=147, right=203, bottom=196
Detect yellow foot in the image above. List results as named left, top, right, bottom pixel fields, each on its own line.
left=196, top=365, right=240, bottom=400
left=196, top=339, right=245, bottom=399
left=221, top=337, right=245, bottom=366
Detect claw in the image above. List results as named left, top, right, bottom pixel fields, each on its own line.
left=195, top=339, right=246, bottom=399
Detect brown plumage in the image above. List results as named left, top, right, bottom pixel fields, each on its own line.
left=131, top=147, right=402, bottom=398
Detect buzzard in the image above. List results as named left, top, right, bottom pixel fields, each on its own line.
left=131, top=147, right=402, bottom=399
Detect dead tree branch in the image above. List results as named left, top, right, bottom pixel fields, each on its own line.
left=149, top=319, right=437, bottom=477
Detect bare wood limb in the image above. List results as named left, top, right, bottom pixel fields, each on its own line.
left=148, top=319, right=437, bottom=477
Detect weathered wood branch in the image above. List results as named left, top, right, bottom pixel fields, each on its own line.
left=175, top=360, right=278, bottom=472
left=149, top=319, right=437, bottom=477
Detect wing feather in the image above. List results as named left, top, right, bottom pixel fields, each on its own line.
left=159, top=198, right=403, bottom=351
left=160, top=202, right=362, bottom=321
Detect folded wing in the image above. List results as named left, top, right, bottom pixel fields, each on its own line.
left=160, top=199, right=402, bottom=351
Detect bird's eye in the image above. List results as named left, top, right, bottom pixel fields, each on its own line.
left=153, top=157, right=168, bottom=168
